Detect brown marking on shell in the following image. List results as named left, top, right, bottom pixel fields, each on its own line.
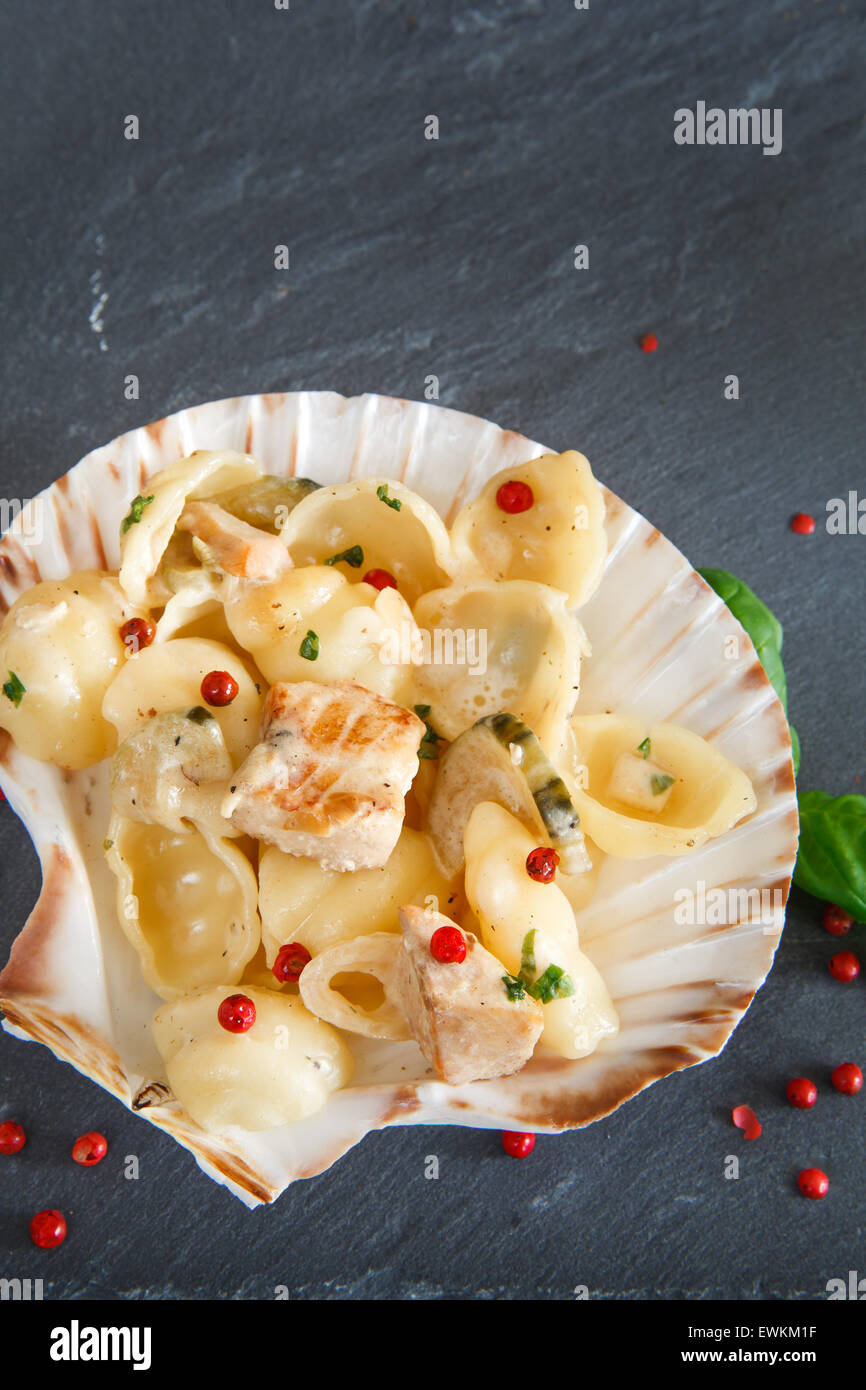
left=771, top=759, right=796, bottom=796
left=0, top=997, right=130, bottom=1101
left=260, top=394, right=285, bottom=415
left=476, top=1045, right=705, bottom=1130
left=643, top=526, right=663, bottom=547
left=138, top=456, right=149, bottom=489
left=147, top=1111, right=280, bottom=1203
left=244, top=414, right=254, bottom=455
left=288, top=425, right=298, bottom=478
left=144, top=417, right=168, bottom=447
left=600, top=486, right=626, bottom=520
left=88, top=511, right=108, bottom=570
left=0, top=728, right=12, bottom=766
left=742, top=662, right=772, bottom=691
left=107, top=460, right=120, bottom=482
left=132, top=1080, right=174, bottom=1111
left=0, top=845, right=76, bottom=998
left=381, top=1084, right=422, bottom=1123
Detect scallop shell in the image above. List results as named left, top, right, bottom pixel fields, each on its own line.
left=0, top=392, right=798, bottom=1206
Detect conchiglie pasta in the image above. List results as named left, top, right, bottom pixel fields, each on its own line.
left=223, top=567, right=418, bottom=703
left=152, top=987, right=353, bottom=1132
left=412, top=580, right=584, bottom=754
left=109, top=708, right=237, bottom=837
left=106, top=814, right=260, bottom=1000
left=102, top=637, right=263, bottom=763
left=0, top=571, right=143, bottom=769
left=118, top=450, right=262, bottom=609
left=463, top=802, right=619, bottom=1060
left=566, top=716, right=758, bottom=858
left=258, top=826, right=450, bottom=962
left=450, top=451, right=607, bottom=609
left=280, top=477, right=454, bottom=605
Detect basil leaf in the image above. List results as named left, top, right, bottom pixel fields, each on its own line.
left=413, top=704, right=431, bottom=719
left=418, top=743, right=439, bottom=760
left=794, top=790, right=866, bottom=922
left=324, top=544, right=364, bottom=569
left=376, top=484, right=402, bottom=511
left=2, top=670, right=26, bottom=706
left=299, top=630, right=319, bottom=661
left=527, top=964, right=575, bottom=1003
left=699, top=566, right=798, bottom=775
left=520, top=929, right=537, bottom=979
left=651, top=773, right=675, bottom=795
left=186, top=705, right=214, bottom=724
left=637, top=737, right=651, bottom=759
left=121, top=494, right=155, bottom=535
left=502, top=973, right=526, bottom=1002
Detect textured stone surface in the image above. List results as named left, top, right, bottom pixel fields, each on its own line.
left=0, top=0, right=864, bottom=1299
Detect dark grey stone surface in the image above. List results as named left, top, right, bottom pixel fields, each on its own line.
left=0, top=0, right=864, bottom=1300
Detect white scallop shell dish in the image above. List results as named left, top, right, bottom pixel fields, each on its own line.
left=0, top=392, right=798, bottom=1206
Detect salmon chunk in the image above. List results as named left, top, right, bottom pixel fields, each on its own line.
left=222, top=680, right=425, bottom=870
left=177, top=501, right=293, bottom=581
left=395, top=905, right=544, bottom=1085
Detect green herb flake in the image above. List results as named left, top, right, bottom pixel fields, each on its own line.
left=186, top=705, right=215, bottom=724
left=376, top=484, right=402, bottom=511
left=651, top=773, right=675, bottom=795
left=414, top=704, right=443, bottom=758
left=324, top=544, right=364, bottom=569
left=520, top=929, right=537, bottom=979
left=2, top=671, right=25, bottom=706
left=299, top=630, right=319, bottom=661
left=121, top=494, right=155, bottom=535
left=502, top=973, right=527, bottom=1002
left=103, top=838, right=114, bottom=852
left=527, top=964, right=575, bottom=1004
left=637, top=737, right=651, bottom=759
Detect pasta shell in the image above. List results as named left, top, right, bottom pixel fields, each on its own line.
left=152, top=987, right=353, bottom=1133
left=109, top=708, right=236, bottom=837
left=298, top=933, right=410, bottom=1040
left=450, top=451, right=607, bottom=609
left=258, top=826, right=450, bottom=961
left=102, top=637, right=263, bottom=763
left=412, top=579, right=584, bottom=754
left=0, top=571, right=144, bottom=770
left=279, top=477, right=455, bottom=605
left=119, top=450, right=262, bottom=609
left=566, top=715, right=758, bottom=857
left=106, top=815, right=260, bottom=1000
left=223, top=566, right=419, bottom=704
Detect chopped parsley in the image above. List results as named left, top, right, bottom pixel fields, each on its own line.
left=414, top=704, right=443, bottom=760
left=636, top=737, right=651, bottom=759
left=103, top=838, right=114, bottom=851
left=651, top=773, right=675, bottom=795
left=2, top=671, right=25, bottom=706
left=300, top=629, right=319, bottom=661
left=520, top=929, right=537, bottom=979
left=515, top=928, right=574, bottom=1003
left=120, top=494, right=155, bottom=535
left=502, top=973, right=527, bottom=1002
left=376, top=483, right=402, bottom=511
left=186, top=705, right=214, bottom=724
left=527, top=964, right=575, bottom=1003
left=324, top=544, right=364, bottom=569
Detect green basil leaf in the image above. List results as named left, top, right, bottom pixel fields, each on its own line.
left=651, top=773, right=675, bottom=795
left=502, top=973, right=527, bottom=1002
left=698, top=568, right=787, bottom=710
left=793, top=790, right=866, bottom=923
left=299, top=630, right=319, bottom=661
left=2, top=670, right=26, bottom=706
left=121, top=494, right=155, bottom=535
left=324, top=544, right=364, bottom=568
left=637, top=737, right=651, bottom=759
left=527, top=964, right=575, bottom=1003
left=520, top=929, right=537, bottom=979
left=376, top=484, right=402, bottom=511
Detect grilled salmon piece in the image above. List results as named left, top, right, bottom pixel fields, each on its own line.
left=223, top=680, right=425, bottom=870
left=396, top=905, right=543, bottom=1085
left=177, top=500, right=293, bottom=581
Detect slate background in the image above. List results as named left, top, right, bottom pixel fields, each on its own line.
left=0, top=0, right=864, bottom=1301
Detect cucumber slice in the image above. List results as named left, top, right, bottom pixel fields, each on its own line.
left=427, top=712, right=590, bottom=878
left=212, top=475, right=320, bottom=533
